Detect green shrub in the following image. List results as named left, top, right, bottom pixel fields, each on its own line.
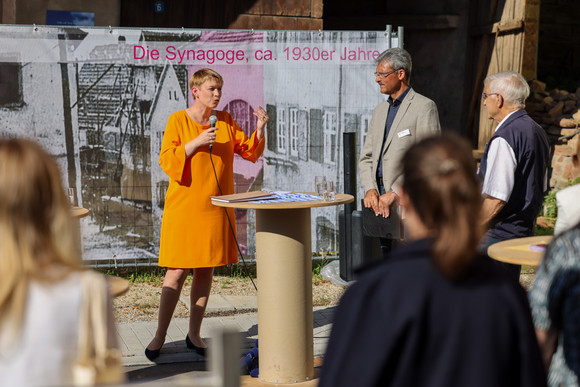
left=542, top=177, right=580, bottom=219
left=543, top=189, right=558, bottom=218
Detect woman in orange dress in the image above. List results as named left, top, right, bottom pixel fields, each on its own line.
left=145, top=68, right=268, bottom=360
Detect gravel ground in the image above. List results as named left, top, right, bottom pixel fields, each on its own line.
left=112, top=266, right=537, bottom=324
left=519, top=268, right=536, bottom=291
left=112, top=275, right=347, bottom=323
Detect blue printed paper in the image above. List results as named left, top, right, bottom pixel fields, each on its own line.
left=252, top=192, right=323, bottom=204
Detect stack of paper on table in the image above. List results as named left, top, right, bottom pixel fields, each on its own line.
left=507, top=241, right=550, bottom=253
left=211, top=191, right=277, bottom=203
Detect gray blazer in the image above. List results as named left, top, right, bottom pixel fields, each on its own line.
left=359, top=88, right=441, bottom=195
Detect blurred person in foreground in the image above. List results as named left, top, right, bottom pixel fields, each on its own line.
left=319, top=133, right=545, bottom=387
left=145, top=68, right=267, bottom=360
left=553, top=137, right=580, bottom=236
left=0, top=138, right=123, bottom=386
left=478, top=71, right=550, bottom=282
left=528, top=137, right=580, bottom=387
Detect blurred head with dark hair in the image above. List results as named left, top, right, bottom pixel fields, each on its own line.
left=400, top=133, right=485, bottom=278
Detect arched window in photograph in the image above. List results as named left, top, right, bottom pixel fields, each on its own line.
left=223, top=99, right=255, bottom=138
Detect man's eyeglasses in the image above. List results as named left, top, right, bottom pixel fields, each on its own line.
left=482, top=92, right=499, bottom=99
left=374, top=69, right=398, bottom=79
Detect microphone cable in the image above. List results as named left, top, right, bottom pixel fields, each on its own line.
left=209, top=147, right=258, bottom=292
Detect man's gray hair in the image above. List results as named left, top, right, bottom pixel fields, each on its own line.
left=484, top=71, right=530, bottom=109
left=375, top=48, right=412, bottom=82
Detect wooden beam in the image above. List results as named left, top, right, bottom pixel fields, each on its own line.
left=493, top=19, right=524, bottom=33
left=472, top=149, right=484, bottom=161
left=324, top=14, right=459, bottom=30
left=1, top=0, right=16, bottom=24
left=521, top=0, right=541, bottom=80
left=470, top=18, right=524, bottom=36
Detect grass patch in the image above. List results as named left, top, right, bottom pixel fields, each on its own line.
left=219, top=278, right=234, bottom=289
left=521, top=265, right=537, bottom=275
left=542, top=189, right=558, bottom=219
left=313, top=258, right=334, bottom=280
left=535, top=225, right=554, bottom=236
left=99, top=266, right=166, bottom=285
left=219, top=263, right=256, bottom=278
left=313, top=295, right=330, bottom=306
left=100, top=254, right=336, bottom=283
left=541, top=178, right=580, bottom=220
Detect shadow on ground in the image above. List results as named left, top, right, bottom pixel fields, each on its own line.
left=125, top=361, right=208, bottom=383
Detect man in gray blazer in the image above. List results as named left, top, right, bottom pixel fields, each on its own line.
left=359, top=48, right=441, bottom=255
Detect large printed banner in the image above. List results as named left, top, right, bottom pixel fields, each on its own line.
left=0, top=25, right=387, bottom=264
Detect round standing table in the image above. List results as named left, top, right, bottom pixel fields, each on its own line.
left=70, top=206, right=90, bottom=219
left=487, top=235, right=553, bottom=266
left=105, top=275, right=130, bottom=298
left=212, top=193, right=354, bottom=384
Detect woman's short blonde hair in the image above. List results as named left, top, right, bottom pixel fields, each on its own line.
left=188, top=68, right=223, bottom=92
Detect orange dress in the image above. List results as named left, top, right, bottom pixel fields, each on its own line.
left=158, top=110, right=265, bottom=268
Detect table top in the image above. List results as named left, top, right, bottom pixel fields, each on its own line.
left=211, top=193, right=354, bottom=209
left=487, top=235, right=553, bottom=266
left=106, top=275, right=130, bottom=298
left=70, top=207, right=90, bottom=218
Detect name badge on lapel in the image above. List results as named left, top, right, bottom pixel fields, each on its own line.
left=397, top=129, right=411, bottom=138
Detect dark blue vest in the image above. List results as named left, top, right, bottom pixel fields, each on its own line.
left=478, top=110, right=550, bottom=239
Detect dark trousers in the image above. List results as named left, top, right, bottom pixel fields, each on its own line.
left=479, top=234, right=521, bottom=283
left=378, top=181, right=399, bottom=259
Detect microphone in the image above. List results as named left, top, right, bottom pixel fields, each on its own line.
left=209, top=114, right=217, bottom=153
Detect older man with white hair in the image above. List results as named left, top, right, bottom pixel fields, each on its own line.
left=478, top=71, right=550, bottom=282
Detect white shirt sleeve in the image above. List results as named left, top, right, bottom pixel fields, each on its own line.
left=481, top=137, right=517, bottom=202
left=554, top=185, right=580, bottom=236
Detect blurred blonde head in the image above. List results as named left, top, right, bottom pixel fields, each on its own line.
left=0, top=138, right=81, bottom=345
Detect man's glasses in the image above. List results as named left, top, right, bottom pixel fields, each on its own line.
left=482, top=92, right=499, bottom=99
left=374, top=69, right=398, bottom=79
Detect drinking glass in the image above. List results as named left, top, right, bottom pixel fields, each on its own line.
left=68, top=188, right=75, bottom=206
left=323, top=180, right=335, bottom=201
left=315, top=176, right=326, bottom=196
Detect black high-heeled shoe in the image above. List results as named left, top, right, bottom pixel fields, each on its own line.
left=185, top=334, right=207, bottom=357
left=144, top=346, right=161, bottom=361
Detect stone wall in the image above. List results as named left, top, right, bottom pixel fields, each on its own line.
left=527, top=80, right=580, bottom=189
